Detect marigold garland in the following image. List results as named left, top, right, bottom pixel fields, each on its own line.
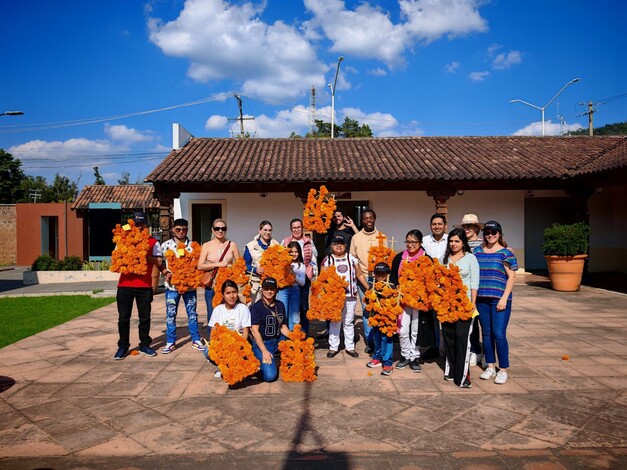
left=212, top=257, right=252, bottom=307
left=164, top=241, right=204, bottom=294
left=208, top=324, right=260, bottom=386
left=278, top=324, right=317, bottom=382
left=306, top=266, right=348, bottom=322
left=365, top=281, right=404, bottom=337
left=303, top=185, right=337, bottom=234
left=110, top=219, right=150, bottom=275
left=259, top=245, right=296, bottom=288
left=367, top=233, right=395, bottom=273
left=428, top=260, right=475, bottom=323
left=398, top=256, right=434, bottom=310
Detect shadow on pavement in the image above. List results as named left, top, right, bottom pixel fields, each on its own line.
left=0, top=376, right=16, bottom=393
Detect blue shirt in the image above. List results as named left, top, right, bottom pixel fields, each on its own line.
left=250, top=299, right=286, bottom=340
left=473, top=247, right=518, bottom=300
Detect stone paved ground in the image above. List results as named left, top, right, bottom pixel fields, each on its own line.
left=1, top=280, right=626, bottom=469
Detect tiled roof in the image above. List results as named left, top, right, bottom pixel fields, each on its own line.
left=71, top=184, right=159, bottom=211
left=145, top=136, right=626, bottom=187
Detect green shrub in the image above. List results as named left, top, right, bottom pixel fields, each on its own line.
left=82, top=259, right=111, bottom=271
left=59, top=256, right=84, bottom=271
left=31, top=255, right=59, bottom=271
left=542, top=222, right=590, bottom=257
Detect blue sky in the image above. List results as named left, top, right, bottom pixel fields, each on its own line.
left=1, top=0, right=625, bottom=186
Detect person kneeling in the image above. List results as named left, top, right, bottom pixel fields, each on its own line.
left=250, top=277, right=291, bottom=382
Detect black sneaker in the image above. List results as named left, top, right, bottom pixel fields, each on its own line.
left=139, top=346, right=157, bottom=357
left=460, top=377, right=472, bottom=388
left=327, top=350, right=339, bottom=358
left=444, top=374, right=454, bottom=381
left=345, top=350, right=359, bottom=358
left=113, top=347, right=128, bottom=360
left=396, top=358, right=411, bottom=369
left=409, top=359, right=422, bottom=373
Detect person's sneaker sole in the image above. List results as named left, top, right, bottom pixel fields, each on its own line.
left=345, top=350, right=359, bottom=358
left=396, top=360, right=410, bottom=369
left=140, top=349, right=157, bottom=357
left=161, top=344, right=175, bottom=354
left=366, top=361, right=382, bottom=368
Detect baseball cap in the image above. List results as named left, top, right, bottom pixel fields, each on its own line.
left=331, top=235, right=346, bottom=244
left=374, top=262, right=391, bottom=274
left=132, top=211, right=148, bottom=224
left=261, top=277, right=278, bottom=290
left=483, top=220, right=502, bottom=232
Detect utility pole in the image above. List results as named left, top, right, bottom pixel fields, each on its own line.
left=29, top=189, right=42, bottom=203
left=578, top=101, right=596, bottom=136
left=309, top=85, right=316, bottom=135
left=229, top=93, right=255, bottom=138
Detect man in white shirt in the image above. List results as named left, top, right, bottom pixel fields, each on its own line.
left=422, top=214, right=448, bottom=263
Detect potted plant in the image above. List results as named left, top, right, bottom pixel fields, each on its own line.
left=541, top=221, right=590, bottom=292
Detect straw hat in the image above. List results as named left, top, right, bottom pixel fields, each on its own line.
left=454, top=214, right=484, bottom=229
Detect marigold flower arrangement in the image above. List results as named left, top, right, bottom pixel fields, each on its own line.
left=306, top=266, right=348, bottom=322
left=278, top=324, right=317, bottom=382
left=398, top=256, right=433, bottom=310
left=428, top=260, right=475, bottom=323
left=367, top=233, right=395, bottom=273
left=212, top=257, right=252, bottom=307
left=208, top=324, right=260, bottom=386
left=303, top=185, right=337, bottom=234
left=164, top=241, right=204, bottom=294
left=110, top=219, right=150, bottom=275
left=365, top=281, right=404, bottom=337
left=259, top=245, right=296, bottom=288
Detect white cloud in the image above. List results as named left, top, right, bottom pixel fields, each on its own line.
left=205, top=115, right=229, bottom=130
left=104, top=124, right=155, bottom=143
left=304, top=0, right=488, bottom=68
left=469, top=71, right=490, bottom=81
left=492, top=50, right=522, bottom=70
left=445, top=61, right=460, bottom=73
left=148, top=0, right=327, bottom=103
left=512, top=120, right=583, bottom=136
left=368, top=68, right=388, bottom=76
left=10, top=138, right=119, bottom=163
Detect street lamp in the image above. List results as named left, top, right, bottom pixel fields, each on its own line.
left=327, top=56, right=344, bottom=138
left=0, top=110, right=24, bottom=117
left=510, top=78, right=580, bottom=136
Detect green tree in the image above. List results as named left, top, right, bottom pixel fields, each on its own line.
left=305, top=117, right=373, bottom=138
left=567, top=121, right=627, bottom=136
left=93, top=166, right=105, bottom=185
left=0, top=149, right=26, bottom=203
left=17, top=175, right=50, bottom=202
left=117, top=172, right=130, bottom=185
left=50, top=173, right=78, bottom=201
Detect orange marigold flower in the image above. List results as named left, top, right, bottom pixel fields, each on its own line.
left=366, top=281, right=404, bottom=337
left=212, top=258, right=252, bottom=307
left=259, top=245, right=296, bottom=288
left=306, top=266, right=348, bottom=322
left=398, top=256, right=433, bottom=311
left=208, top=324, right=260, bottom=386
left=367, top=233, right=395, bottom=273
left=110, top=219, right=151, bottom=275
left=303, top=185, right=337, bottom=234
left=278, top=324, right=317, bottom=382
left=164, top=241, right=204, bottom=294
left=428, top=260, right=475, bottom=323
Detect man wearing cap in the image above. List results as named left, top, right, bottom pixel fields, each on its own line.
left=456, top=214, right=484, bottom=250
left=349, top=208, right=386, bottom=354
left=322, top=235, right=369, bottom=358
left=114, top=212, right=163, bottom=360
left=160, top=218, right=205, bottom=354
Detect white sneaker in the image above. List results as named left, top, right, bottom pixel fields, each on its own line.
left=469, top=353, right=477, bottom=366
left=494, top=370, right=508, bottom=384
left=480, top=367, right=496, bottom=380
left=214, top=370, right=222, bottom=378
left=161, top=343, right=175, bottom=354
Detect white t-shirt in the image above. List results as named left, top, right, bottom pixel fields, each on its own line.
left=208, top=303, right=251, bottom=334
left=423, top=234, right=448, bottom=263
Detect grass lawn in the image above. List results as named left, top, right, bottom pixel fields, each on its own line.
left=0, top=295, right=116, bottom=348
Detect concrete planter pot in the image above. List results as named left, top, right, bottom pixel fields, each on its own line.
left=24, top=270, right=119, bottom=285
left=545, top=254, right=587, bottom=292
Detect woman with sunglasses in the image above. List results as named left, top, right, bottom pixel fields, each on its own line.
left=244, top=220, right=279, bottom=303
left=474, top=220, right=518, bottom=385
left=198, top=219, right=240, bottom=334
left=441, top=228, right=479, bottom=388
left=389, top=229, right=428, bottom=372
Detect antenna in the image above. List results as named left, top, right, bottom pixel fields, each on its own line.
left=228, top=93, right=255, bottom=138
left=577, top=101, right=597, bottom=136
left=309, top=85, right=316, bottom=134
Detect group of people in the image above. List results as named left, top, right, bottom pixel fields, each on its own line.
left=113, top=209, right=517, bottom=387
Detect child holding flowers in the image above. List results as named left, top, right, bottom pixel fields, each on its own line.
left=208, top=280, right=252, bottom=378
left=321, top=235, right=369, bottom=358
left=276, top=242, right=306, bottom=331
left=365, top=263, right=401, bottom=376
left=250, top=277, right=291, bottom=382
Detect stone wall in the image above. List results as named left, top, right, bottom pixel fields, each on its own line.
left=0, top=205, right=17, bottom=265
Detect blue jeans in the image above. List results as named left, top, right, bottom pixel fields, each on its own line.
left=204, top=288, right=215, bottom=335
left=252, top=337, right=282, bottom=382
left=277, top=285, right=300, bottom=331
left=372, top=329, right=393, bottom=366
left=358, top=283, right=374, bottom=348
left=476, top=297, right=512, bottom=369
left=165, top=289, right=201, bottom=343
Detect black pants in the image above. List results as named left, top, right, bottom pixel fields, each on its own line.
left=441, top=319, right=473, bottom=386
left=299, top=277, right=311, bottom=334
left=117, top=287, right=153, bottom=349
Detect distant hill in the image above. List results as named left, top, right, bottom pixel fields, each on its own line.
left=568, top=121, right=627, bottom=136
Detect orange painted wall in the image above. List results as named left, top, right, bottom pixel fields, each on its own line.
left=16, top=203, right=85, bottom=266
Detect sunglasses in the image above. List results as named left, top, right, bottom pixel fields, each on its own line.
left=213, top=226, right=227, bottom=232
left=483, top=229, right=499, bottom=236
left=173, top=227, right=188, bottom=232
